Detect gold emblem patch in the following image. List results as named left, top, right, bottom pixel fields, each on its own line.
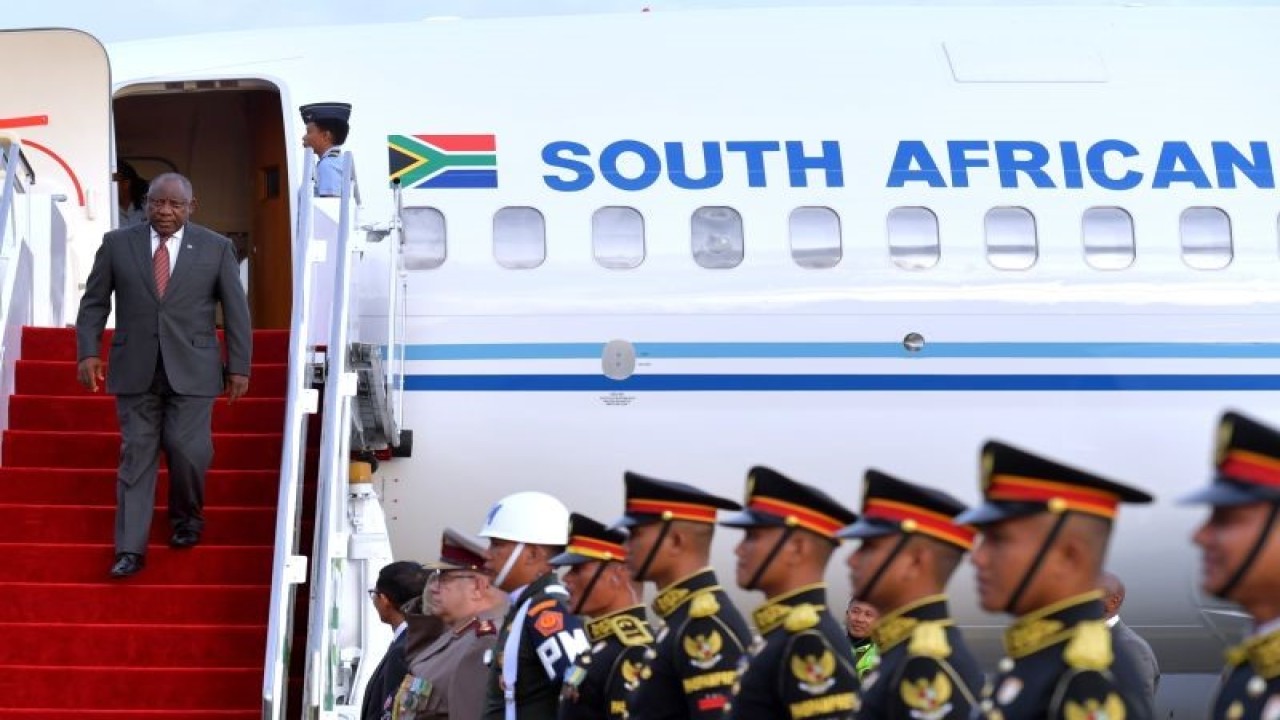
left=1063, top=694, right=1126, bottom=720
left=900, top=672, right=953, bottom=720
left=790, top=649, right=837, bottom=695
left=684, top=630, right=724, bottom=669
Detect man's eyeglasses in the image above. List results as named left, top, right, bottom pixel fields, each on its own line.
left=427, top=570, right=478, bottom=588
left=367, top=588, right=381, bottom=600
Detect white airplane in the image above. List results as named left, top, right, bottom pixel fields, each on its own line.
left=2, top=3, right=1279, bottom=717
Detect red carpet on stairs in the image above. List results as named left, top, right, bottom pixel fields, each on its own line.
left=0, top=326, right=293, bottom=719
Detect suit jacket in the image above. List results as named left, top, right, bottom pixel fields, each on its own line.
left=75, top=222, right=251, bottom=396
left=363, top=631, right=410, bottom=720
left=1112, top=618, right=1160, bottom=707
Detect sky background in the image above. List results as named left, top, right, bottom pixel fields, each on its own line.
left=2, top=0, right=1264, bottom=42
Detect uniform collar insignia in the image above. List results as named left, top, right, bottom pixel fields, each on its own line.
left=653, top=568, right=719, bottom=619
left=752, top=583, right=828, bottom=636
left=586, top=605, right=653, bottom=645
left=871, top=594, right=950, bottom=652
left=1004, top=591, right=1103, bottom=659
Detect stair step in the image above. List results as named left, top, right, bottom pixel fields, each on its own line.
left=1, top=430, right=283, bottom=470
left=0, top=468, right=292, bottom=507
left=0, top=623, right=267, bottom=667
left=14, top=361, right=289, bottom=398
left=0, top=504, right=277, bottom=544
left=0, top=711, right=260, bottom=719
left=0, top=544, right=273, bottom=583
left=0, top=667, right=262, bottom=709
left=6, top=395, right=286, bottom=433
left=0, top=582, right=270, bottom=624
left=19, top=327, right=290, bottom=363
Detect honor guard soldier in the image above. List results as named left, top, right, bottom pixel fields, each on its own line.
left=613, top=471, right=752, bottom=720
left=840, top=469, right=983, bottom=719
left=479, top=492, right=589, bottom=720
left=720, top=466, right=862, bottom=720
left=551, top=513, right=654, bottom=720
left=1183, top=411, right=1280, bottom=719
left=955, top=441, right=1155, bottom=720
left=299, top=101, right=351, bottom=197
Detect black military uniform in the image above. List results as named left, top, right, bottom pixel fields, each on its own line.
left=551, top=513, right=655, bottom=720
left=1181, top=411, right=1280, bottom=720
left=483, top=571, right=586, bottom=720
left=954, top=441, right=1155, bottom=720
left=613, top=472, right=752, bottom=720
left=838, top=470, right=983, bottom=719
left=719, top=466, right=861, bottom=720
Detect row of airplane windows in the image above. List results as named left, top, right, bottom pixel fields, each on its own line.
left=400, top=205, right=1241, bottom=272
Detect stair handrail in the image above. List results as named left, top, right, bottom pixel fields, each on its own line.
left=388, top=182, right=407, bottom=444
left=261, top=148, right=319, bottom=720
left=302, top=149, right=360, bottom=715
left=0, top=138, right=21, bottom=252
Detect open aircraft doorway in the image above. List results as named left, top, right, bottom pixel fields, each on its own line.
left=113, top=81, right=293, bottom=329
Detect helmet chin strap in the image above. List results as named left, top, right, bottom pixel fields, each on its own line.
left=1215, top=502, right=1280, bottom=600
left=854, top=534, right=911, bottom=604
left=632, top=521, right=672, bottom=584
left=1003, top=513, right=1070, bottom=615
left=745, top=526, right=797, bottom=592
left=493, top=542, right=526, bottom=590
left=573, top=562, right=609, bottom=615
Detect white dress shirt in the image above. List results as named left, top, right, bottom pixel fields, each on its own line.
left=149, top=226, right=184, bottom=274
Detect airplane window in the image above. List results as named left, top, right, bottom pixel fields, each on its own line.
left=984, top=207, right=1038, bottom=270
left=592, top=207, right=645, bottom=269
left=887, top=207, right=940, bottom=270
left=1082, top=207, right=1136, bottom=270
left=400, top=206, right=446, bottom=270
left=1180, top=207, right=1233, bottom=270
left=691, top=207, right=744, bottom=269
left=493, top=207, right=546, bottom=269
left=789, top=207, right=842, bottom=269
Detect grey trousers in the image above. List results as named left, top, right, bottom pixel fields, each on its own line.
left=113, top=355, right=215, bottom=555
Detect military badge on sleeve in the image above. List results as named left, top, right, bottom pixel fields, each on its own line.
left=900, top=672, right=953, bottom=720
left=1062, top=694, right=1125, bottom=720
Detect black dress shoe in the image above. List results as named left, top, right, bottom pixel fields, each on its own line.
left=110, top=553, right=145, bottom=578
left=170, top=529, right=201, bottom=549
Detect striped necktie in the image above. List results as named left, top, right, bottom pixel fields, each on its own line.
left=153, top=237, right=171, bottom=297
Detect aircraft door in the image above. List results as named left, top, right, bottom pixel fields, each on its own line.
left=0, top=29, right=113, bottom=266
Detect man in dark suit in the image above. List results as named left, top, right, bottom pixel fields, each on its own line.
left=1099, top=571, right=1160, bottom=708
left=363, top=561, right=430, bottom=720
left=75, top=173, right=251, bottom=578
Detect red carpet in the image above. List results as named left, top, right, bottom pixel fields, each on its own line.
left=0, top=326, right=297, bottom=719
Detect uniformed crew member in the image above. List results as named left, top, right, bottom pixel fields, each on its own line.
left=613, top=471, right=752, bottom=719
left=551, top=513, right=654, bottom=720
left=840, top=469, right=983, bottom=719
left=479, top=492, right=588, bottom=720
left=300, top=101, right=351, bottom=197
left=720, top=466, right=861, bottom=719
left=395, top=528, right=505, bottom=720
left=955, top=441, right=1155, bottom=720
left=1183, top=411, right=1280, bottom=719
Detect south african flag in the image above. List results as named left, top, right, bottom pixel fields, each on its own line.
left=387, top=134, right=498, bottom=189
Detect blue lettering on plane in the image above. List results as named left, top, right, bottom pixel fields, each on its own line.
left=886, top=140, right=1275, bottom=189
left=542, top=139, right=843, bottom=191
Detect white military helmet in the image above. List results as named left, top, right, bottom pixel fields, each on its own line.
left=478, top=491, right=571, bottom=546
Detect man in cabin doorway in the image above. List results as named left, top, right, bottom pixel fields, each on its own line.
left=75, top=173, right=252, bottom=578
left=300, top=101, right=351, bottom=197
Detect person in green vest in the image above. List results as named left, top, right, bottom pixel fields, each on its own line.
left=844, top=598, right=879, bottom=678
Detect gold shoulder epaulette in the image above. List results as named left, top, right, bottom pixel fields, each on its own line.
left=907, top=620, right=952, bottom=659
left=1063, top=620, right=1113, bottom=671
left=784, top=604, right=820, bottom=633
left=690, top=592, right=720, bottom=619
